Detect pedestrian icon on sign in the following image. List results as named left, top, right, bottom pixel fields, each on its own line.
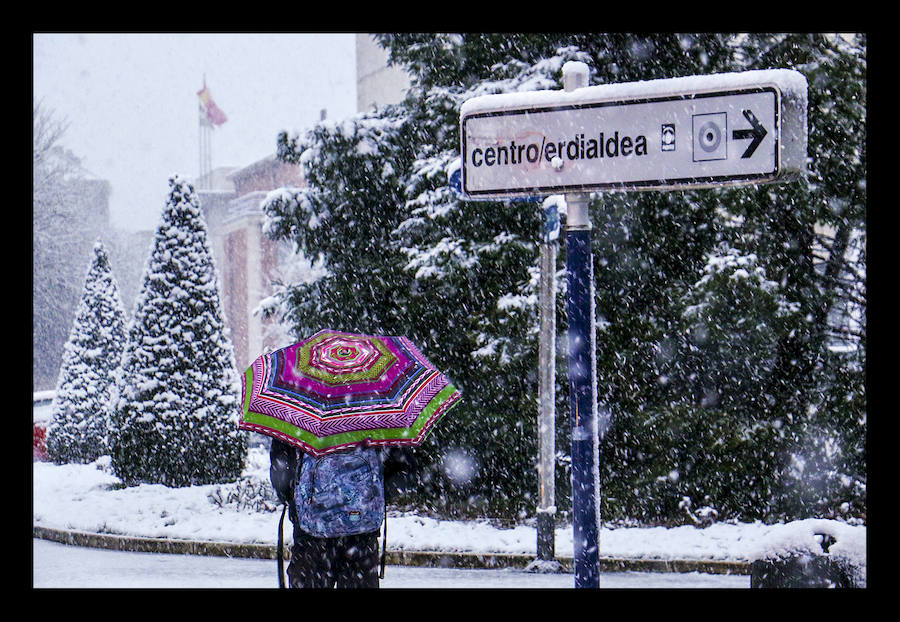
left=661, top=124, right=676, bottom=152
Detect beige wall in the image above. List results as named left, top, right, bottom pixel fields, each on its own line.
left=202, top=158, right=304, bottom=372
left=356, top=34, right=410, bottom=112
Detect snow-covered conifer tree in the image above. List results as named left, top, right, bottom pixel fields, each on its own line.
left=109, top=175, right=246, bottom=487
left=263, top=34, right=865, bottom=523
left=47, top=240, right=126, bottom=464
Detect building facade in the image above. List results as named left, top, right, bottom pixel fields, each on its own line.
left=198, top=156, right=303, bottom=371
left=356, top=34, right=410, bottom=112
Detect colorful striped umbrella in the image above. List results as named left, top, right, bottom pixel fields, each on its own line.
left=239, top=329, right=461, bottom=456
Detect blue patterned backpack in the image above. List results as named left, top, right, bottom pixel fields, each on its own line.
left=293, top=445, right=386, bottom=538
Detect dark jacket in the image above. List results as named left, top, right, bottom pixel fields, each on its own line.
left=269, top=438, right=418, bottom=525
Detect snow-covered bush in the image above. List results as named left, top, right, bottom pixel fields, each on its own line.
left=208, top=478, right=280, bottom=514
left=749, top=518, right=866, bottom=587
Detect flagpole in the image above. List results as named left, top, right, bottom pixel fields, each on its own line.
left=200, top=116, right=211, bottom=189
left=198, top=98, right=203, bottom=189
left=198, top=74, right=212, bottom=190
left=199, top=74, right=203, bottom=189
left=196, top=75, right=228, bottom=190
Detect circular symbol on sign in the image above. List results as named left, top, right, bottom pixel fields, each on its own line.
left=697, top=121, right=722, bottom=153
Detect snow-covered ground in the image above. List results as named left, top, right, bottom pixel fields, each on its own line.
left=32, top=446, right=866, bottom=580
left=32, top=538, right=749, bottom=588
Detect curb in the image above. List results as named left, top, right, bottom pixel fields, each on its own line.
left=33, top=525, right=750, bottom=575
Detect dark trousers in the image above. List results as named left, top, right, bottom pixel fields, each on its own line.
left=288, top=528, right=380, bottom=589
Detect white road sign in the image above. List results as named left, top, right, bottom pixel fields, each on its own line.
left=460, top=69, right=807, bottom=198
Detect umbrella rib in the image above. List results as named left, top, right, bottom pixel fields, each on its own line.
left=257, top=370, right=444, bottom=421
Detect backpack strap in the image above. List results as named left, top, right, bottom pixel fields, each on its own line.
left=277, top=502, right=288, bottom=589
left=277, top=447, right=302, bottom=589
left=379, top=505, right=387, bottom=579
left=378, top=446, right=387, bottom=579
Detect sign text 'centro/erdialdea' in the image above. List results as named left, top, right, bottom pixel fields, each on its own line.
left=460, top=69, right=808, bottom=198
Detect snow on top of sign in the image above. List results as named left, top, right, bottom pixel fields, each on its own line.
left=460, top=69, right=808, bottom=116
left=562, top=60, right=589, bottom=84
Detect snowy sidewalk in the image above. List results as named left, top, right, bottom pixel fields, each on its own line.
left=32, top=451, right=866, bottom=575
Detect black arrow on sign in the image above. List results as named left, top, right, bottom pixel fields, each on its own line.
left=732, top=109, right=767, bottom=158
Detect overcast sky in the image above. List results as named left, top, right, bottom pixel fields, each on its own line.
left=33, top=33, right=359, bottom=232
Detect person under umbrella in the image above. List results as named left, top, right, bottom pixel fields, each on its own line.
left=240, top=329, right=460, bottom=588
left=270, top=439, right=417, bottom=588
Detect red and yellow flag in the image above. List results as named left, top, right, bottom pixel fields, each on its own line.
left=197, top=80, right=227, bottom=126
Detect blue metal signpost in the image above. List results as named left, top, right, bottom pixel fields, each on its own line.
left=565, top=211, right=601, bottom=587
left=561, top=62, right=601, bottom=588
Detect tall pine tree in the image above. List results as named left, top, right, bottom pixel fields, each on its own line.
left=263, top=43, right=594, bottom=518
left=109, top=175, right=246, bottom=487
left=47, top=240, right=126, bottom=464
left=603, top=33, right=866, bottom=523
left=729, top=33, right=867, bottom=520
left=264, top=34, right=865, bottom=523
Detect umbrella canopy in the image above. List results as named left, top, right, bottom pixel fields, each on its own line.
left=239, top=329, right=461, bottom=456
